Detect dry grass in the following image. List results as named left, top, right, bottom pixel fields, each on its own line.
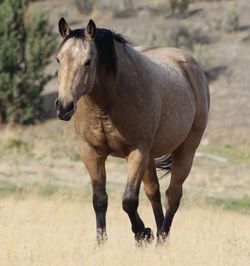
left=0, top=196, right=249, bottom=266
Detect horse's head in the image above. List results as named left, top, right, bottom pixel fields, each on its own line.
left=55, top=18, right=97, bottom=121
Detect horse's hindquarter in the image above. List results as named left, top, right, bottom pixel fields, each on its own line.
left=138, top=48, right=202, bottom=156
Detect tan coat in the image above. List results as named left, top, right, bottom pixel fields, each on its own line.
left=56, top=18, right=210, bottom=244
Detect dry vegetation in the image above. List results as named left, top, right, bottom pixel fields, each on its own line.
left=0, top=196, right=249, bottom=266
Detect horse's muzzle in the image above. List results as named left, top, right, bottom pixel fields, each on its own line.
left=55, top=98, right=76, bottom=121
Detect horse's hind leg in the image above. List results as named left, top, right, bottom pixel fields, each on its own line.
left=158, top=131, right=202, bottom=243
left=79, top=142, right=108, bottom=245
left=122, top=148, right=154, bottom=244
left=143, top=158, right=164, bottom=236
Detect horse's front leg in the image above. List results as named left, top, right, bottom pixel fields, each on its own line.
left=123, top=147, right=154, bottom=244
left=79, top=142, right=108, bottom=245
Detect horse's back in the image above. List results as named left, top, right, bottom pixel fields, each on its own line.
left=136, top=46, right=210, bottom=155
left=140, top=46, right=210, bottom=125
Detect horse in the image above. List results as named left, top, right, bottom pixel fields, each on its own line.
left=55, top=18, right=210, bottom=245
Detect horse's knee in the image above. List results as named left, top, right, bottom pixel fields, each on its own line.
left=144, top=182, right=161, bottom=202
left=93, top=192, right=108, bottom=213
left=165, top=186, right=182, bottom=212
left=122, top=196, right=138, bottom=214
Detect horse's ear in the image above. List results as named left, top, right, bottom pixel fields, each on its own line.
left=85, top=19, right=96, bottom=40
left=58, top=17, right=71, bottom=37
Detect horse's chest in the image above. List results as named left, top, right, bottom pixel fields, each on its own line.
left=84, top=116, right=128, bottom=157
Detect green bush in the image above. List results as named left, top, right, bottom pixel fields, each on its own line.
left=0, top=0, right=56, bottom=124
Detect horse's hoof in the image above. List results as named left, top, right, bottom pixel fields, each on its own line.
left=135, top=227, right=154, bottom=247
left=96, top=229, right=107, bottom=246
left=156, top=232, right=168, bottom=246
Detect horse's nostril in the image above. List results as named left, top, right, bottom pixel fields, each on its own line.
left=66, top=101, right=75, bottom=113
left=55, top=99, right=75, bottom=118
left=55, top=99, right=61, bottom=111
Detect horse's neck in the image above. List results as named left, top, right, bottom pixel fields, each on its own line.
left=116, top=42, right=151, bottom=79
left=116, top=42, right=162, bottom=92
left=82, top=71, right=116, bottom=116
left=85, top=42, right=153, bottom=112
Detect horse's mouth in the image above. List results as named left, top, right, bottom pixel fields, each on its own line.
left=57, top=110, right=75, bottom=121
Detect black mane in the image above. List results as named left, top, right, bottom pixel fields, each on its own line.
left=95, top=29, right=129, bottom=74
left=58, top=28, right=129, bottom=74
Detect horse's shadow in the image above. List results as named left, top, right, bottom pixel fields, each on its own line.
left=205, top=65, right=227, bottom=83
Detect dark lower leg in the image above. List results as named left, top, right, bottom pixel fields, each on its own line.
left=122, top=184, right=153, bottom=243
left=92, top=182, right=108, bottom=244
left=158, top=186, right=182, bottom=240
left=123, top=148, right=153, bottom=242
left=79, top=142, right=109, bottom=244
left=143, top=164, right=164, bottom=235
left=122, top=185, right=145, bottom=234
left=148, top=193, right=164, bottom=236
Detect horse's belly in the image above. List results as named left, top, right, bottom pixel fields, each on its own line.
left=151, top=105, right=195, bottom=157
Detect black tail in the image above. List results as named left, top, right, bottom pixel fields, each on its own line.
left=155, top=154, right=172, bottom=179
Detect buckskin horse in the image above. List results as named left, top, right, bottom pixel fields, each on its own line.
left=55, top=18, right=210, bottom=245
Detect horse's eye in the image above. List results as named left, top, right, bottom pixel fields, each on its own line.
left=84, top=59, right=91, bottom=67
left=56, top=58, right=60, bottom=63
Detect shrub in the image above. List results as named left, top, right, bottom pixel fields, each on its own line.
left=74, top=0, right=94, bottom=14
left=0, top=0, right=56, bottom=124
left=221, top=6, right=239, bottom=32
left=139, top=25, right=213, bottom=77
left=95, top=0, right=135, bottom=18
left=123, top=0, right=134, bottom=11
left=168, top=26, right=193, bottom=48
left=192, top=44, right=213, bottom=73
left=170, top=0, right=189, bottom=15
left=141, top=25, right=209, bottom=49
left=112, top=0, right=135, bottom=18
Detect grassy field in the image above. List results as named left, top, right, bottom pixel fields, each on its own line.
left=0, top=195, right=249, bottom=266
